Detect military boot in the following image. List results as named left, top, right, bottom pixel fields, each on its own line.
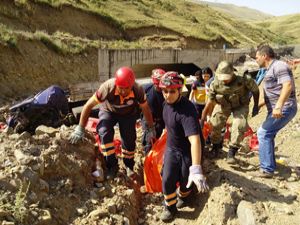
left=210, top=143, right=223, bottom=158
left=227, top=146, right=239, bottom=164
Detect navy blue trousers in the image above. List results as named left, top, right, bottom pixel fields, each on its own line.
left=97, top=111, right=137, bottom=170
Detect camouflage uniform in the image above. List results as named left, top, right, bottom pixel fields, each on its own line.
left=208, top=74, right=258, bottom=149
left=201, top=61, right=259, bottom=162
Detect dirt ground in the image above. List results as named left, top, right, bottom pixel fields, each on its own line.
left=0, top=1, right=300, bottom=224
left=0, top=65, right=299, bottom=225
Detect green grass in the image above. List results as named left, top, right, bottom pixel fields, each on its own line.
left=0, top=0, right=295, bottom=53
left=252, top=14, right=300, bottom=44
left=28, top=0, right=287, bottom=45
left=0, top=182, right=30, bottom=224
left=0, top=24, right=18, bottom=47
left=193, top=0, right=273, bottom=22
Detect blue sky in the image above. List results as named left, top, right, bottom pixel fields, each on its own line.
left=203, top=0, right=300, bottom=16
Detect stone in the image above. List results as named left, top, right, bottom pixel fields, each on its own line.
left=19, top=131, right=31, bottom=140
left=35, top=125, right=58, bottom=137
left=88, top=208, right=108, bottom=219
left=107, top=202, right=117, bottom=214
left=237, top=200, right=256, bottom=225
left=76, top=208, right=86, bottom=215
left=14, top=149, right=33, bottom=165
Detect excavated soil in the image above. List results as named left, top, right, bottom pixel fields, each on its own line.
left=0, top=1, right=300, bottom=225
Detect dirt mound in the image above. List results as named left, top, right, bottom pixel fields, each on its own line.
left=0, top=125, right=144, bottom=225
left=0, top=39, right=98, bottom=104
left=0, top=0, right=124, bottom=40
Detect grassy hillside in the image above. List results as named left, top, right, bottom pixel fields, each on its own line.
left=252, top=14, right=300, bottom=44
left=0, top=0, right=290, bottom=53
left=193, top=0, right=273, bottom=22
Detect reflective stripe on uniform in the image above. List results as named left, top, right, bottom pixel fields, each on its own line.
left=100, top=142, right=115, bottom=149
left=121, top=149, right=135, bottom=159
left=102, top=149, right=115, bottom=156
left=164, top=192, right=177, bottom=206
left=178, top=189, right=191, bottom=198
left=101, top=142, right=115, bottom=156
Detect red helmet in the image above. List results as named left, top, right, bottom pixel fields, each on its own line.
left=151, top=69, right=165, bottom=86
left=115, top=67, right=135, bottom=88
left=159, top=71, right=184, bottom=89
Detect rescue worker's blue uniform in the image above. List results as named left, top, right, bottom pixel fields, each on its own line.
left=141, top=83, right=165, bottom=154
left=162, top=96, right=203, bottom=211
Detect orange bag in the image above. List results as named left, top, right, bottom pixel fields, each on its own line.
left=202, top=121, right=211, bottom=140
left=249, top=134, right=259, bottom=151
left=143, top=131, right=167, bottom=193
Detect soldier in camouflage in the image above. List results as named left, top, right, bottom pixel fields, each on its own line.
left=201, top=61, right=259, bottom=163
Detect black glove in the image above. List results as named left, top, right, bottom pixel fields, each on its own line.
left=252, top=105, right=259, bottom=117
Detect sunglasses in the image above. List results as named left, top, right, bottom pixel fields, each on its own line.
left=162, top=89, right=177, bottom=94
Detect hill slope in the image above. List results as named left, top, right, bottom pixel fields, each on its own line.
left=0, top=0, right=293, bottom=103
left=193, top=0, right=273, bottom=22
left=252, top=14, right=300, bottom=44
left=0, top=0, right=288, bottom=51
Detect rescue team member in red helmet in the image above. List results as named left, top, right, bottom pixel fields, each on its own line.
left=159, top=71, right=209, bottom=222
left=70, top=67, right=155, bottom=179
left=141, top=68, right=166, bottom=155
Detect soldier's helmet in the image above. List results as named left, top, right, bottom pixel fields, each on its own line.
left=216, top=61, right=235, bottom=81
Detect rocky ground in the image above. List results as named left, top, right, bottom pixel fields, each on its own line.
left=0, top=65, right=300, bottom=225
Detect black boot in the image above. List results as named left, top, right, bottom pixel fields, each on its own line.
left=210, top=143, right=222, bottom=158
left=106, top=165, right=119, bottom=180
left=176, top=195, right=193, bottom=208
left=227, top=146, right=239, bottom=164
left=160, top=206, right=178, bottom=222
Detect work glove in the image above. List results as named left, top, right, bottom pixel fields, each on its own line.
left=69, top=125, right=85, bottom=144
left=186, top=165, right=209, bottom=193
left=252, top=104, right=259, bottom=117
left=146, top=125, right=156, bottom=144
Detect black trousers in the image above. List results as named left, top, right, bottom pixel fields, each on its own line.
left=162, top=149, right=192, bottom=209
left=97, top=111, right=137, bottom=170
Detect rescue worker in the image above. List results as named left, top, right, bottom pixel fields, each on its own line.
left=141, top=68, right=166, bottom=155
left=69, top=67, right=155, bottom=179
left=201, top=61, right=259, bottom=163
left=159, top=71, right=209, bottom=222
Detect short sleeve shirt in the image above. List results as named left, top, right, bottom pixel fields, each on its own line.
left=163, top=96, right=200, bottom=153
left=143, top=83, right=164, bottom=120
left=264, top=60, right=296, bottom=112
left=95, top=79, right=146, bottom=116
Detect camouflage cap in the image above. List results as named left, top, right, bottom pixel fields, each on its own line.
left=216, top=61, right=234, bottom=81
